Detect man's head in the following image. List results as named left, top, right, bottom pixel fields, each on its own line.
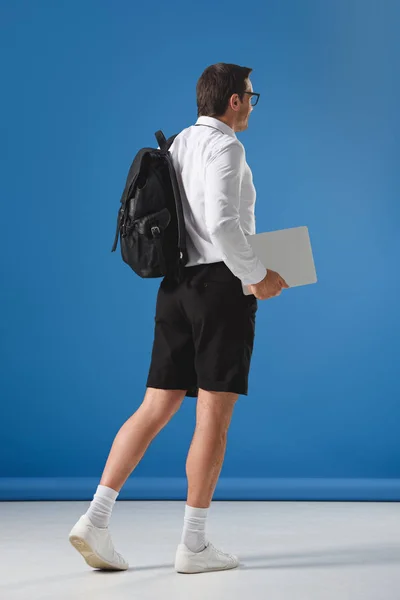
left=196, top=63, right=259, bottom=132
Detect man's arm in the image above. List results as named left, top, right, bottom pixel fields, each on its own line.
left=204, top=141, right=267, bottom=286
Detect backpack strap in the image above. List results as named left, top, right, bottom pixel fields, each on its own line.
left=164, top=152, right=188, bottom=266
left=155, top=130, right=187, bottom=267
left=165, top=134, right=178, bottom=152
left=155, top=130, right=178, bottom=152
left=155, top=130, right=167, bottom=149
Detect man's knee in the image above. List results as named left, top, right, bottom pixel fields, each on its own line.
left=142, top=387, right=186, bottom=423
left=196, top=389, right=239, bottom=430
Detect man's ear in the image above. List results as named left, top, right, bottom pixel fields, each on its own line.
left=231, top=94, right=240, bottom=110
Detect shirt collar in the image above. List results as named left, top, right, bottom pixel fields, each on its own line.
left=196, top=116, right=237, bottom=138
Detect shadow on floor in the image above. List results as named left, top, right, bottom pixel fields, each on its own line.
left=3, top=543, right=400, bottom=592
left=239, top=543, right=400, bottom=570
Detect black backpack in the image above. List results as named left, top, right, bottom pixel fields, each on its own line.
left=111, top=130, right=189, bottom=281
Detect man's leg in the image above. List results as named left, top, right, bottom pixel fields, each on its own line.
left=99, top=387, right=186, bottom=493
left=69, top=387, right=185, bottom=570
left=175, top=389, right=240, bottom=574
left=186, top=389, right=238, bottom=508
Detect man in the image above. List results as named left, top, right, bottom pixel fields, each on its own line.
left=69, top=63, right=288, bottom=574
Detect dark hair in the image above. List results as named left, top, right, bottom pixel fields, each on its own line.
left=196, top=63, right=253, bottom=118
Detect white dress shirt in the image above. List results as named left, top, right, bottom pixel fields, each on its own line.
left=169, top=116, right=267, bottom=287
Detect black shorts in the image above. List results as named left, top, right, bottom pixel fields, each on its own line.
left=146, top=261, right=258, bottom=398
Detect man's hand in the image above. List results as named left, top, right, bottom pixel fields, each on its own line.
left=248, top=270, right=289, bottom=300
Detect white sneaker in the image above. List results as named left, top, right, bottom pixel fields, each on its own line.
left=175, top=542, right=239, bottom=574
left=69, top=514, right=129, bottom=571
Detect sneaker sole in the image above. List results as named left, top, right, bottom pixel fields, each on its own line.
left=175, top=561, right=239, bottom=574
left=69, top=535, right=128, bottom=571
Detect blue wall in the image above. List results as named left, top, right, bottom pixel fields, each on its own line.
left=1, top=0, right=399, bottom=501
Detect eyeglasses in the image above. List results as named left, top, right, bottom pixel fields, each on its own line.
left=243, top=91, right=260, bottom=107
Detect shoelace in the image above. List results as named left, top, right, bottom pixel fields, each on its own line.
left=207, top=543, right=233, bottom=559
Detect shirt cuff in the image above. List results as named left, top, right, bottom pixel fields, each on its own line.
left=240, top=263, right=267, bottom=287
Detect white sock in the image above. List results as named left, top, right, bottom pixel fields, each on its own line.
left=181, top=504, right=209, bottom=553
left=85, top=484, right=119, bottom=529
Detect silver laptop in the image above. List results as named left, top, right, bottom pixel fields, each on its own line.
left=242, top=226, right=317, bottom=295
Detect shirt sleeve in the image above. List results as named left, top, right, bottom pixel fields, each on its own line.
left=204, top=141, right=267, bottom=286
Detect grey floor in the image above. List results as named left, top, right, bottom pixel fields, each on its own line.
left=1, top=500, right=400, bottom=599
